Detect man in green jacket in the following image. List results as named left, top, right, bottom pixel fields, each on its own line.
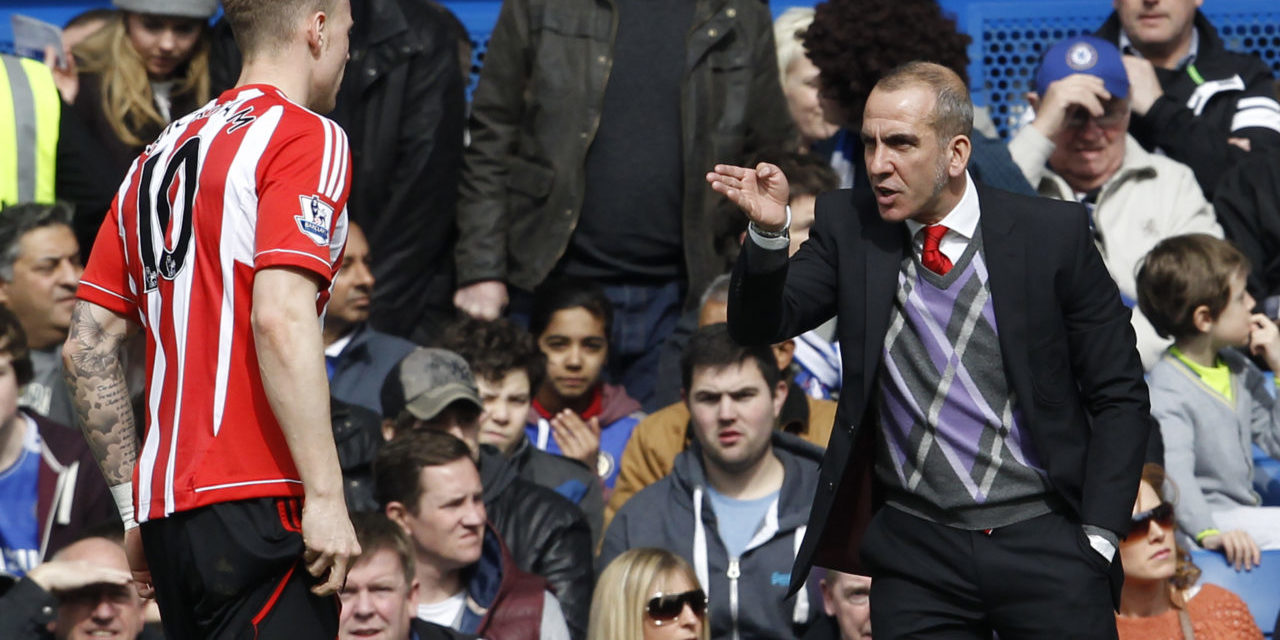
left=453, top=0, right=795, bottom=409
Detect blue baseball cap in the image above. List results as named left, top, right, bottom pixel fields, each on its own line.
left=1035, top=35, right=1129, bottom=99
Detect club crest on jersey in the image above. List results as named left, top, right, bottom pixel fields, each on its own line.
left=296, top=195, right=334, bottom=246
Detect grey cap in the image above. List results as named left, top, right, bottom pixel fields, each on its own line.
left=381, top=348, right=482, bottom=420
left=113, top=0, right=219, bottom=19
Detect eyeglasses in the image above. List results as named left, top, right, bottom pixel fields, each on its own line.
left=1126, top=502, right=1175, bottom=541
left=646, top=589, right=707, bottom=624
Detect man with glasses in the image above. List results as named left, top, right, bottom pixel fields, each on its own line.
left=1009, top=35, right=1223, bottom=369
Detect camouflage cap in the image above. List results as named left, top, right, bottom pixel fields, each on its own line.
left=380, top=348, right=482, bottom=420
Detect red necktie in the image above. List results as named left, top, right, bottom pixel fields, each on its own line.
left=921, top=225, right=952, bottom=275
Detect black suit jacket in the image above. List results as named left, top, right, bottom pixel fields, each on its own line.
left=728, top=183, right=1153, bottom=605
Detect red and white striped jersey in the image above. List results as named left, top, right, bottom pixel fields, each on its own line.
left=77, top=85, right=351, bottom=522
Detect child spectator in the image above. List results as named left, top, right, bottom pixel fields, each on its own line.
left=527, top=278, right=644, bottom=492
left=1136, top=234, right=1280, bottom=570
left=440, top=317, right=605, bottom=543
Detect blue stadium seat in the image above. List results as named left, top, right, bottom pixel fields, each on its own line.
left=1257, top=444, right=1280, bottom=506
left=1189, top=548, right=1280, bottom=637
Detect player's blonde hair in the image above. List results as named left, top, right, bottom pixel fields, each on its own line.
left=588, top=549, right=709, bottom=640
left=221, top=0, right=337, bottom=58
left=73, top=13, right=211, bottom=148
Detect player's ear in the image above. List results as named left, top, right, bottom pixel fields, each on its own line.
left=305, top=8, right=329, bottom=56
left=381, top=418, right=397, bottom=442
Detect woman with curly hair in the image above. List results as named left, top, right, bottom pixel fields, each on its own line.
left=1117, top=463, right=1262, bottom=639
left=802, top=0, right=1033, bottom=195
left=590, top=548, right=709, bottom=640
left=60, top=0, right=216, bottom=185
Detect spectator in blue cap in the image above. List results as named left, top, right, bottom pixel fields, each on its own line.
left=1009, top=34, right=1222, bottom=369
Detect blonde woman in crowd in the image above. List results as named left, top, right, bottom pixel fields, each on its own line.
left=590, top=548, right=709, bottom=640
left=58, top=0, right=215, bottom=185
left=772, top=7, right=838, bottom=150
left=1117, top=463, right=1262, bottom=640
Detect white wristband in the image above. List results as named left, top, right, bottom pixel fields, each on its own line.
left=110, top=483, right=138, bottom=531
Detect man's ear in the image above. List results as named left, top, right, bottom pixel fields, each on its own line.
left=819, top=578, right=837, bottom=617
left=772, top=378, right=789, bottom=418
left=1026, top=91, right=1041, bottom=113
left=1192, top=304, right=1214, bottom=334
left=0, top=280, right=9, bottom=305
left=385, top=501, right=411, bottom=531
left=948, top=135, right=972, bottom=178
left=772, top=339, right=796, bottom=371
left=381, top=418, right=396, bottom=442
left=305, top=8, right=329, bottom=56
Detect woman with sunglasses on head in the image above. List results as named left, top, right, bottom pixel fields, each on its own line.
left=1116, top=463, right=1262, bottom=639
left=590, top=548, right=709, bottom=640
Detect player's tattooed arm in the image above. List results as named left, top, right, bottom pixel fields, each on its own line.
left=63, top=301, right=140, bottom=486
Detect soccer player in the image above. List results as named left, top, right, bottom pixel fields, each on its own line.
left=61, top=0, right=360, bottom=637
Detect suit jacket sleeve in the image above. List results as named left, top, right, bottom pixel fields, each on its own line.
left=1059, top=207, right=1153, bottom=536
left=727, top=190, right=843, bottom=345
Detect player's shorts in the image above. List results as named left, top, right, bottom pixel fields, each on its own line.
left=140, top=497, right=338, bottom=639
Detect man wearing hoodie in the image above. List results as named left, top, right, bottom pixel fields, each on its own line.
left=600, top=324, right=821, bottom=639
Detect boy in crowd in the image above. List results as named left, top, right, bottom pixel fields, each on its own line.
left=1136, top=233, right=1280, bottom=571
left=0, top=307, right=115, bottom=579
left=440, top=317, right=604, bottom=543
left=527, top=278, right=644, bottom=492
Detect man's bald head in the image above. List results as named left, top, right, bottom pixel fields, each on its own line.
left=872, top=61, right=973, bottom=143
left=52, top=537, right=145, bottom=640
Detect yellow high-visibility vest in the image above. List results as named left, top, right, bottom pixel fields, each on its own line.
left=0, top=54, right=60, bottom=206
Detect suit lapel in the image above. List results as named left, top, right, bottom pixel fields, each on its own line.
left=978, top=187, right=1032, bottom=387
left=862, top=211, right=906, bottom=401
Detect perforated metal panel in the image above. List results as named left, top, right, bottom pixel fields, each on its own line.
left=966, top=0, right=1280, bottom=139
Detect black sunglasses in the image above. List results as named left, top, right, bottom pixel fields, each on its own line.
left=1127, top=502, right=1175, bottom=540
left=646, top=589, right=707, bottom=623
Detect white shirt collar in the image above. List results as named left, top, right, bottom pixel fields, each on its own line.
left=904, top=171, right=979, bottom=241
left=325, top=332, right=354, bottom=358
left=1119, top=28, right=1199, bottom=69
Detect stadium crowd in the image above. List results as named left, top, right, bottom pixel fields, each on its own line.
left=1, top=0, right=1279, bottom=637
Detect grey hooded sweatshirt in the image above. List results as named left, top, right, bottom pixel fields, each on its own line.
left=600, top=431, right=822, bottom=640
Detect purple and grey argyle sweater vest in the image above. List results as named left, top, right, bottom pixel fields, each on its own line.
left=875, top=232, right=1054, bottom=529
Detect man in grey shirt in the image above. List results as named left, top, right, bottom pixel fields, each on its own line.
left=0, top=202, right=82, bottom=428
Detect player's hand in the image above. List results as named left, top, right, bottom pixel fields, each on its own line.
left=122, top=526, right=155, bottom=598
left=454, top=280, right=508, bottom=320
left=43, top=45, right=79, bottom=105
left=1201, top=530, right=1261, bottom=571
left=1249, top=313, right=1280, bottom=372
left=27, top=559, right=133, bottom=594
left=300, top=497, right=361, bottom=596
left=1121, top=56, right=1163, bottom=116
left=706, top=163, right=791, bottom=232
left=551, top=409, right=601, bottom=469
left=1029, top=74, right=1110, bottom=138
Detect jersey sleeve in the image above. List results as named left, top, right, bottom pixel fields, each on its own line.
left=253, top=115, right=351, bottom=285
left=77, top=201, right=139, bottom=318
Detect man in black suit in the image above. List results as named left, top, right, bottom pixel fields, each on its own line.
left=707, top=62, right=1152, bottom=638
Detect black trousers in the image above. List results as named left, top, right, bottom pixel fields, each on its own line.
left=860, top=506, right=1117, bottom=639
left=141, top=497, right=339, bottom=640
